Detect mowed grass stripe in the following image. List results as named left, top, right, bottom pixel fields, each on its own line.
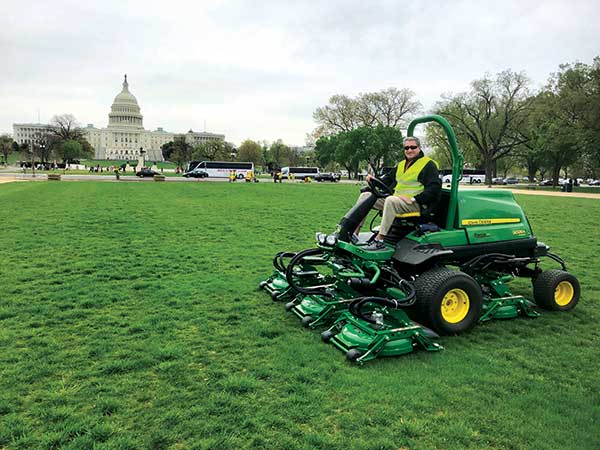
left=0, top=181, right=598, bottom=450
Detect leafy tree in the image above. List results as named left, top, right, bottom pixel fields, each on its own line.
left=334, top=134, right=362, bottom=179
left=434, top=70, right=533, bottom=184
left=168, top=136, right=193, bottom=168
left=549, top=57, right=600, bottom=178
left=192, top=139, right=232, bottom=162
left=268, top=140, right=291, bottom=168
left=528, top=91, right=580, bottom=186
left=312, top=87, right=421, bottom=137
left=315, top=125, right=404, bottom=178
left=56, top=140, right=84, bottom=162
left=0, top=134, right=13, bottom=164
left=237, top=140, right=262, bottom=165
left=161, top=141, right=177, bottom=161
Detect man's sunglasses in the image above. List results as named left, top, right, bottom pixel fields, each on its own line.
left=404, top=145, right=419, bottom=150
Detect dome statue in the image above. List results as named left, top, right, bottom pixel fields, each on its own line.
left=108, top=74, right=144, bottom=129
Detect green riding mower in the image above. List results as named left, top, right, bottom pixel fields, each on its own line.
left=259, top=115, right=580, bottom=364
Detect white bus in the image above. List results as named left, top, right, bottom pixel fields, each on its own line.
left=281, top=166, right=320, bottom=180
left=187, top=161, right=254, bottom=179
left=440, top=169, right=486, bottom=184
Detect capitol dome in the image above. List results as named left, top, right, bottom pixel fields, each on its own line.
left=108, top=74, right=144, bottom=129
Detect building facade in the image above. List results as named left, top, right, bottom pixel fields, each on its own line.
left=13, top=75, right=225, bottom=161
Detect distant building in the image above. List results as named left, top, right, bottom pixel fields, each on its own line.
left=13, top=75, right=225, bottom=161
left=12, top=123, right=50, bottom=145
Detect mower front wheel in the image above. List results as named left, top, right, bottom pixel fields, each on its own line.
left=533, top=269, right=580, bottom=311
left=414, top=267, right=483, bottom=335
left=346, top=349, right=362, bottom=361
left=321, top=330, right=335, bottom=342
left=302, top=315, right=314, bottom=328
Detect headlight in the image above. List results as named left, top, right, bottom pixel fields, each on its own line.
left=325, top=234, right=338, bottom=246
left=316, top=232, right=327, bottom=245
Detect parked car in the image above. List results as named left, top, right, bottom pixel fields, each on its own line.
left=589, top=179, right=600, bottom=186
left=504, top=177, right=519, bottom=184
left=492, top=177, right=507, bottom=185
left=539, top=179, right=554, bottom=186
left=136, top=168, right=160, bottom=177
left=183, top=169, right=209, bottom=178
left=314, top=172, right=341, bottom=182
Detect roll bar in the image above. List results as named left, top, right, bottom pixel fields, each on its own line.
left=407, top=115, right=464, bottom=230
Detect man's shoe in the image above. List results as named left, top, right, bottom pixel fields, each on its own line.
left=364, top=239, right=386, bottom=251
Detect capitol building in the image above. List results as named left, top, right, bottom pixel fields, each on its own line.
left=13, top=75, right=225, bottom=161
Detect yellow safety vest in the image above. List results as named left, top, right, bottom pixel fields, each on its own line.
left=394, top=156, right=436, bottom=197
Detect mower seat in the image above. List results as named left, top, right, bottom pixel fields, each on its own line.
left=383, top=205, right=440, bottom=245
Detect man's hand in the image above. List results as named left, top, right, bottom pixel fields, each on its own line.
left=366, top=174, right=373, bottom=182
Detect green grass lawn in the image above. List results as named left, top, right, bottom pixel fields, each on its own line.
left=0, top=182, right=598, bottom=450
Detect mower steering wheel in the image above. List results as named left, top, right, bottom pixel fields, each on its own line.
left=367, top=176, right=394, bottom=198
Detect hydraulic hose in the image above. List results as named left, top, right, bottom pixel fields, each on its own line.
left=273, top=251, right=296, bottom=272
left=285, top=248, right=334, bottom=298
left=348, top=280, right=416, bottom=323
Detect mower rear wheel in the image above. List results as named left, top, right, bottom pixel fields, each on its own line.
left=259, top=281, right=268, bottom=289
left=533, top=269, right=580, bottom=311
left=271, top=291, right=280, bottom=301
left=284, top=301, right=295, bottom=311
left=414, top=267, right=483, bottom=335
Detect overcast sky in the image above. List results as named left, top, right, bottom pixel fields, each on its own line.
left=1, top=0, right=599, bottom=146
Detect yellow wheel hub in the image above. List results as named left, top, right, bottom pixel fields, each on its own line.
left=555, top=281, right=574, bottom=306
left=441, top=288, right=470, bottom=323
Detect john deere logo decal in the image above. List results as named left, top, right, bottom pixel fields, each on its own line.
left=462, top=218, right=521, bottom=226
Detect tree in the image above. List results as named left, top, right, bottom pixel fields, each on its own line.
left=528, top=91, right=580, bottom=186
left=192, top=140, right=232, bottom=162
left=268, top=140, right=291, bottom=168
left=312, top=87, right=421, bottom=137
left=47, top=114, right=85, bottom=141
left=434, top=70, right=533, bottom=184
left=549, top=57, right=600, bottom=178
left=237, top=140, right=262, bottom=165
left=332, top=134, right=362, bottom=179
left=56, top=140, right=84, bottom=162
left=314, top=125, right=404, bottom=178
left=0, top=134, right=13, bottom=164
left=168, top=136, right=193, bottom=168
left=161, top=141, right=177, bottom=161
left=46, top=114, right=92, bottom=161
left=425, top=121, right=482, bottom=170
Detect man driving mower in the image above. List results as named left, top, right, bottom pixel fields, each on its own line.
left=354, top=136, right=442, bottom=250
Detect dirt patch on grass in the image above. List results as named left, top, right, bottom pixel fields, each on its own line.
left=0, top=177, right=29, bottom=184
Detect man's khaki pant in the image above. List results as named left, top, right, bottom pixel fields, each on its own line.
left=357, top=192, right=421, bottom=236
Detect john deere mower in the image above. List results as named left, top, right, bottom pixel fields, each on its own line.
left=259, top=115, right=580, bottom=364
